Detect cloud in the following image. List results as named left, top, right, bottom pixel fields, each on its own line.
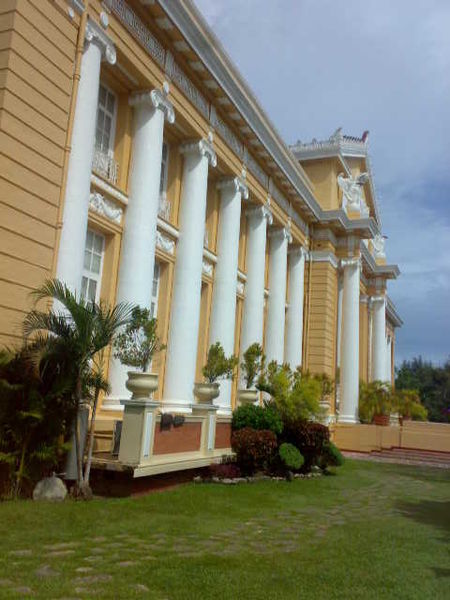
left=194, top=0, right=450, bottom=364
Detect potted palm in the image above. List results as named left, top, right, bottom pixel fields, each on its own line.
left=237, top=343, right=264, bottom=405
left=114, top=307, right=165, bottom=400
left=194, top=342, right=238, bottom=404
left=359, top=380, right=392, bottom=426
left=393, top=389, right=428, bottom=424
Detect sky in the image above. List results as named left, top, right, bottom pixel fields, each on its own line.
left=194, top=0, right=450, bottom=365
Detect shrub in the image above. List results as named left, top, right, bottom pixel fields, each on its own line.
left=393, top=389, right=428, bottom=421
left=231, top=428, right=277, bottom=475
left=257, top=362, right=323, bottom=422
left=282, top=421, right=330, bottom=472
left=318, top=441, right=345, bottom=471
left=240, top=343, right=264, bottom=389
left=359, top=380, right=392, bottom=423
left=279, top=443, right=304, bottom=471
left=201, top=342, right=238, bottom=383
left=209, top=462, right=241, bottom=479
left=232, top=403, right=283, bottom=435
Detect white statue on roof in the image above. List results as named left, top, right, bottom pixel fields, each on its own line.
left=373, top=234, right=386, bottom=259
left=337, top=172, right=370, bottom=215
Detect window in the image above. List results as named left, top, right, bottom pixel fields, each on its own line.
left=150, top=262, right=160, bottom=318
left=158, top=142, right=171, bottom=220
left=95, top=84, right=117, bottom=154
left=81, top=230, right=105, bottom=303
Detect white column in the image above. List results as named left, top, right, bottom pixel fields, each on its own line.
left=208, top=176, right=248, bottom=415
left=240, top=205, right=273, bottom=357
left=338, top=257, right=360, bottom=424
left=336, top=274, right=344, bottom=369
left=265, top=227, right=291, bottom=364
left=285, top=246, right=306, bottom=368
left=56, top=20, right=116, bottom=293
left=163, top=136, right=217, bottom=411
left=107, top=85, right=175, bottom=404
left=386, top=334, right=392, bottom=384
left=371, top=295, right=387, bottom=381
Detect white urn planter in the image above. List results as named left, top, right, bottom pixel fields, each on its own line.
left=237, top=388, right=259, bottom=406
left=125, top=371, right=159, bottom=400
left=193, top=382, right=220, bottom=404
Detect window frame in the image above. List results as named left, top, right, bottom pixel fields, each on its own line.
left=81, top=229, right=106, bottom=304
left=95, top=83, right=118, bottom=156
left=150, top=261, right=161, bottom=319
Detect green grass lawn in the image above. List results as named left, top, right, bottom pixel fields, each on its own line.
left=0, top=460, right=449, bottom=599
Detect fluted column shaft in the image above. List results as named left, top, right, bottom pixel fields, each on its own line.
left=371, top=295, right=387, bottom=382
left=265, top=227, right=291, bottom=364
left=108, top=86, right=175, bottom=403
left=338, top=258, right=360, bottom=423
left=208, top=177, right=248, bottom=414
left=240, top=205, right=273, bottom=356
left=56, top=21, right=116, bottom=293
left=285, top=247, right=306, bottom=368
left=164, top=137, right=217, bottom=410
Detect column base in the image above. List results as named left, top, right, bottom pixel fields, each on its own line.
left=337, top=414, right=359, bottom=424
left=102, top=396, right=125, bottom=412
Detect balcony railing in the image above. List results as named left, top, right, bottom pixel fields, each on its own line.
left=92, top=148, right=119, bottom=185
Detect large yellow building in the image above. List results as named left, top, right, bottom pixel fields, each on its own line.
left=0, top=0, right=402, bottom=476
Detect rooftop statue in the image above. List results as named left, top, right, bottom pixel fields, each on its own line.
left=337, top=172, right=369, bottom=214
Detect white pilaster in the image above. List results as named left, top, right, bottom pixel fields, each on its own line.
left=56, top=19, right=116, bottom=293
left=386, top=334, right=392, bottom=384
left=265, top=226, right=291, bottom=364
left=285, top=246, right=306, bottom=368
left=338, top=257, right=361, bottom=424
left=371, top=295, right=387, bottom=382
left=107, top=85, right=175, bottom=405
left=208, top=176, right=248, bottom=415
left=240, top=205, right=273, bottom=357
left=163, top=136, right=217, bottom=411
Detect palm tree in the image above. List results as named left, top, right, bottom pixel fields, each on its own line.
left=23, top=279, right=133, bottom=495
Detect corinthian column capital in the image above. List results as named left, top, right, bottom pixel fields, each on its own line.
left=129, top=82, right=175, bottom=123
left=341, top=257, right=361, bottom=269
left=85, top=18, right=116, bottom=65
left=180, top=133, right=217, bottom=167
left=269, top=225, right=293, bottom=243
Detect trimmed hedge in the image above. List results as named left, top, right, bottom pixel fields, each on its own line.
left=319, top=441, right=345, bottom=470
left=232, top=403, right=283, bottom=435
left=231, top=427, right=278, bottom=475
left=282, top=421, right=330, bottom=472
left=279, top=442, right=304, bottom=471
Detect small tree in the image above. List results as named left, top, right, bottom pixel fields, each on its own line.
left=202, top=342, right=238, bottom=384
left=114, top=307, right=165, bottom=372
left=359, top=380, right=392, bottom=423
left=393, top=389, right=428, bottom=421
left=240, top=343, right=265, bottom=389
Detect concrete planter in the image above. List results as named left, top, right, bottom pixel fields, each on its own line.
left=125, top=371, right=159, bottom=400
left=237, top=388, right=259, bottom=406
left=193, top=382, right=220, bottom=404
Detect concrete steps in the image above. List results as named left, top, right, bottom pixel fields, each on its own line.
left=370, top=448, right=450, bottom=468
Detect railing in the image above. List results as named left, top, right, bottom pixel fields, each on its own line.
left=92, top=148, right=119, bottom=185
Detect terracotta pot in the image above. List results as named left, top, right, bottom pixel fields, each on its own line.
left=193, top=382, right=220, bottom=404
left=125, top=371, right=159, bottom=400
left=372, top=414, right=390, bottom=426
left=237, top=388, right=259, bottom=406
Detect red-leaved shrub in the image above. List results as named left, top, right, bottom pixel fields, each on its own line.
left=282, top=421, right=330, bottom=472
left=231, top=427, right=277, bottom=474
left=209, top=462, right=241, bottom=479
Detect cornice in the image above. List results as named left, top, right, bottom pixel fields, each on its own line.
left=311, top=251, right=339, bottom=269
left=360, top=243, right=400, bottom=279
left=386, top=296, right=403, bottom=328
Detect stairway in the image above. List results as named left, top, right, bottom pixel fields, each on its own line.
left=369, top=448, right=450, bottom=469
